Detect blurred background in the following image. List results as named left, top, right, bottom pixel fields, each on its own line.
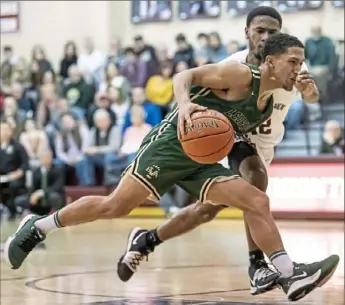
left=0, top=0, right=344, bottom=222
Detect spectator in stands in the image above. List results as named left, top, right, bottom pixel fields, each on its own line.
left=121, top=47, right=148, bottom=88
left=123, top=87, right=161, bottom=132
left=85, top=109, right=122, bottom=185
left=107, top=85, right=130, bottom=128
left=55, top=113, right=91, bottom=185
left=30, top=45, right=54, bottom=86
left=59, top=41, right=78, bottom=80
left=1, top=96, right=26, bottom=139
left=207, top=32, right=228, bottom=63
left=87, top=92, right=116, bottom=127
left=49, top=98, right=72, bottom=132
left=19, top=118, right=49, bottom=168
left=99, top=61, right=131, bottom=100
left=107, top=37, right=125, bottom=68
left=77, top=37, right=106, bottom=87
left=0, top=120, right=28, bottom=219
left=120, top=105, right=152, bottom=164
left=305, top=25, right=336, bottom=102
left=227, top=40, right=241, bottom=56
left=11, top=82, right=35, bottom=116
left=320, top=120, right=344, bottom=156
left=174, top=61, right=189, bottom=73
left=195, top=33, right=209, bottom=58
left=14, top=150, right=65, bottom=216
left=173, top=33, right=195, bottom=68
left=36, top=84, right=59, bottom=129
left=155, top=43, right=171, bottom=64
left=62, top=64, right=95, bottom=119
left=10, top=57, right=30, bottom=88
left=1, top=45, right=18, bottom=93
left=133, top=35, right=159, bottom=79
left=145, top=61, right=174, bottom=118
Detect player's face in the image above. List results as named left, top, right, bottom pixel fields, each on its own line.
left=270, top=47, right=305, bottom=91
left=245, top=16, right=281, bottom=61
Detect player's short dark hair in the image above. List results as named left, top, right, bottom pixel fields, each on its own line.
left=246, top=6, right=282, bottom=28
left=197, top=33, right=208, bottom=40
left=261, top=33, right=304, bottom=61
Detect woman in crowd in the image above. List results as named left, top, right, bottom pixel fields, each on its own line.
left=54, top=113, right=91, bottom=185
left=19, top=118, right=49, bottom=168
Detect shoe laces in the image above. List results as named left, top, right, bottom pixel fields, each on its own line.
left=256, top=261, right=277, bottom=277
left=126, top=248, right=152, bottom=271
left=18, top=227, right=43, bottom=253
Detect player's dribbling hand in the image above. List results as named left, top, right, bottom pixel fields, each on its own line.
left=178, top=102, right=207, bottom=137
left=295, top=70, right=315, bottom=96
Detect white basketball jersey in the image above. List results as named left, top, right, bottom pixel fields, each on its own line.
left=222, top=49, right=307, bottom=149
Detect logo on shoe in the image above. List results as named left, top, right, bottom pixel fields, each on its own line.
left=291, top=271, right=307, bottom=280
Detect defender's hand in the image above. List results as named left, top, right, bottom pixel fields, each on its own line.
left=295, top=70, right=315, bottom=96
left=178, top=103, right=207, bottom=137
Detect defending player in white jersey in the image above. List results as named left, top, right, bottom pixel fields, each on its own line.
left=117, top=6, right=320, bottom=295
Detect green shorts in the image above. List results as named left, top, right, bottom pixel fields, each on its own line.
left=124, top=109, right=238, bottom=203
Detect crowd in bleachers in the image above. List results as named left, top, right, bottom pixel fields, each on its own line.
left=0, top=30, right=344, bottom=219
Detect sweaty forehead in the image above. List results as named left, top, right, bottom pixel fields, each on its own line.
left=250, top=15, right=280, bottom=30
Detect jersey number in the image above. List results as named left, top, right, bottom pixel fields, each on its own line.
left=252, top=119, right=272, bottom=135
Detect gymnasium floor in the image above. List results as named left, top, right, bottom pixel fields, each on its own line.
left=0, top=218, right=344, bottom=305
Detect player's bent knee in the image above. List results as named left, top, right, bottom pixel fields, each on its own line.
left=192, top=202, right=221, bottom=223
left=100, top=195, right=133, bottom=218
left=248, top=191, right=270, bottom=215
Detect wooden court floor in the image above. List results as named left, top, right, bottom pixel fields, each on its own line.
left=1, top=218, right=344, bottom=305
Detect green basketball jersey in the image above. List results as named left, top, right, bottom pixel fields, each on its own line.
left=171, top=64, right=273, bottom=133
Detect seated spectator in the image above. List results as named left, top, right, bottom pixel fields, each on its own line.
left=194, top=33, right=209, bottom=59
left=87, top=92, right=116, bottom=127
left=98, top=61, right=131, bottom=100
left=11, top=82, right=35, bottom=116
left=107, top=85, right=130, bottom=127
left=0, top=120, right=28, bottom=219
left=14, top=150, right=65, bottom=216
left=107, top=37, right=125, bottom=68
left=227, top=40, right=241, bottom=56
left=207, top=32, right=228, bottom=63
left=85, top=109, right=122, bottom=185
left=173, top=34, right=195, bottom=68
left=174, top=61, right=189, bottom=73
left=145, top=61, right=173, bottom=117
left=30, top=45, right=54, bottom=89
left=155, top=43, right=172, bottom=65
left=59, top=41, right=78, bottom=80
left=55, top=113, right=90, bottom=185
left=77, top=37, right=106, bottom=88
left=320, top=120, right=344, bottom=156
left=0, top=45, right=18, bottom=94
left=62, top=64, right=95, bottom=119
left=36, top=84, right=59, bottom=129
left=123, top=87, right=161, bottom=133
left=120, top=105, right=152, bottom=164
left=11, top=57, right=30, bottom=88
left=19, top=118, right=49, bottom=168
left=133, top=35, right=159, bottom=79
left=1, top=96, right=26, bottom=139
left=121, top=47, right=148, bottom=88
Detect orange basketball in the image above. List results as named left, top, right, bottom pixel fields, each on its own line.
left=179, top=110, right=235, bottom=164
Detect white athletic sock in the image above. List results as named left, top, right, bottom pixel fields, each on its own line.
left=34, top=211, right=63, bottom=235
left=269, top=250, right=294, bottom=278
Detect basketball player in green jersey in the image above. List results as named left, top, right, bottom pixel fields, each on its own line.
left=118, top=6, right=320, bottom=297
left=5, top=33, right=339, bottom=302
